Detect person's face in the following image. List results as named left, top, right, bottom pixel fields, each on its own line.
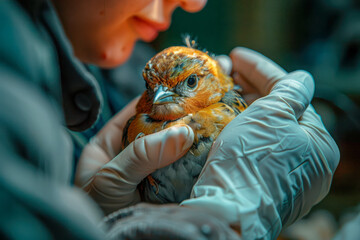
left=52, top=0, right=207, bottom=68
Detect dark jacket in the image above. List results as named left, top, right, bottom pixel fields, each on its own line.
left=0, top=0, right=106, bottom=238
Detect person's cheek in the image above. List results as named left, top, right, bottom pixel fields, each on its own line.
left=179, top=0, right=207, bottom=13
left=95, top=27, right=138, bottom=68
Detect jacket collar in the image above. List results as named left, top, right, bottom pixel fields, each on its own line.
left=39, top=1, right=102, bottom=131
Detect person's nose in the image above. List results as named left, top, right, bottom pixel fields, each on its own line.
left=138, top=0, right=165, bottom=23
left=179, top=0, right=207, bottom=13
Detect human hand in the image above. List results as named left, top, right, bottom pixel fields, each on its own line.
left=217, top=50, right=285, bottom=104
left=182, top=47, right=340, bottom=239
left=102, top=203, right=240, bottom=240
left=75, top=98, right=194, bottom=215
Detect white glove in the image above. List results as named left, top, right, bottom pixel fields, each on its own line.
left=75, top=98, right=194, bottom=215
left=182, top=47, right=340, bottom=239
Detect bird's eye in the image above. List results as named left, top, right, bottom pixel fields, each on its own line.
left=186, top=74, right=198, bottom=88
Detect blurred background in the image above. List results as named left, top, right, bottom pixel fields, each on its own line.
left=108, top=0, right=360, bottom=238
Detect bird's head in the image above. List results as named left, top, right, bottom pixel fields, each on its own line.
left=137, top=46, right=234, bottom=121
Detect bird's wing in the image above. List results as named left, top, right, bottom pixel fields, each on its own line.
left=219, top=90, right=248, bottom=115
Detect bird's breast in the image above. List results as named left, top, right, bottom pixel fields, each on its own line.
left=150, top=103, right=186, bottom=121
left=123, top=90, right=247, bottom=203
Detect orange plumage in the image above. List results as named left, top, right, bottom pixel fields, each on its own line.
left=122, top=44, right=247, bottom=203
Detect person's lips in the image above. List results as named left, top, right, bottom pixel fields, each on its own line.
left=131, top=17, right=169, bottom=42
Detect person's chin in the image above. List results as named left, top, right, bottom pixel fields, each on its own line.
left=92, top=40, right=136, bottom=69
left=97, top=52, right=132, bottom=69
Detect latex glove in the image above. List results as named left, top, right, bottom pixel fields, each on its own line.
left=182, top=47, right=340, bottom=239
left=75, top=98, right=194, bottom=215
left=102, top=203, right=240, bottom=240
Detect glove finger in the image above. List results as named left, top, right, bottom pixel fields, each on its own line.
left=130, top=124, right=194, bottom=171
left=216, top=55, right=260, bottom=104
left=268, top=70, right=315, bottom=120
left=232, top=71, right=258, bottom=95
left=75, top=97, right=140, bottom=188
left=95, top=96, right=140, bottom=159
left=232, top=71, right=262, bottom=104
left=230, top=47, right=287, bottom=96
left=216, top=55, right=232, bottom=75
left=298, top=105, right=340, bottom=173
left=271, top=105, right=339, bottom=225
left=87, top=125, right=194, bottom=213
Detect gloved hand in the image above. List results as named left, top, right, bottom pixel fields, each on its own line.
left=182, top=47, right=340, bottom=239
left=102, top=203, right=240, bottom=240
left=75, top=98, right=194, bottom=215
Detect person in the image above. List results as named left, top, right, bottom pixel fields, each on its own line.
left=0, top=0, right=339, bottom=239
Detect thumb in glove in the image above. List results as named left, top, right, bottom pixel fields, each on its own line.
left=75, top=99, right=194, bottom=215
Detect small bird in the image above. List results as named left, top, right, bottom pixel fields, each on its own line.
left=122, top=42, right=247, bottom=204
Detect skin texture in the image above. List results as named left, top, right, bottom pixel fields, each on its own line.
left=52, top=0, right=207, bottom=68
left=122, top=46, right=247, bottom=203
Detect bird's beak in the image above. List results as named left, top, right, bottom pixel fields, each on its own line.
left=153, top=85, right=177, bottom=104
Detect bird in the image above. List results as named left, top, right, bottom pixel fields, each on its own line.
left=121, top=41, right=247, bottom=204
